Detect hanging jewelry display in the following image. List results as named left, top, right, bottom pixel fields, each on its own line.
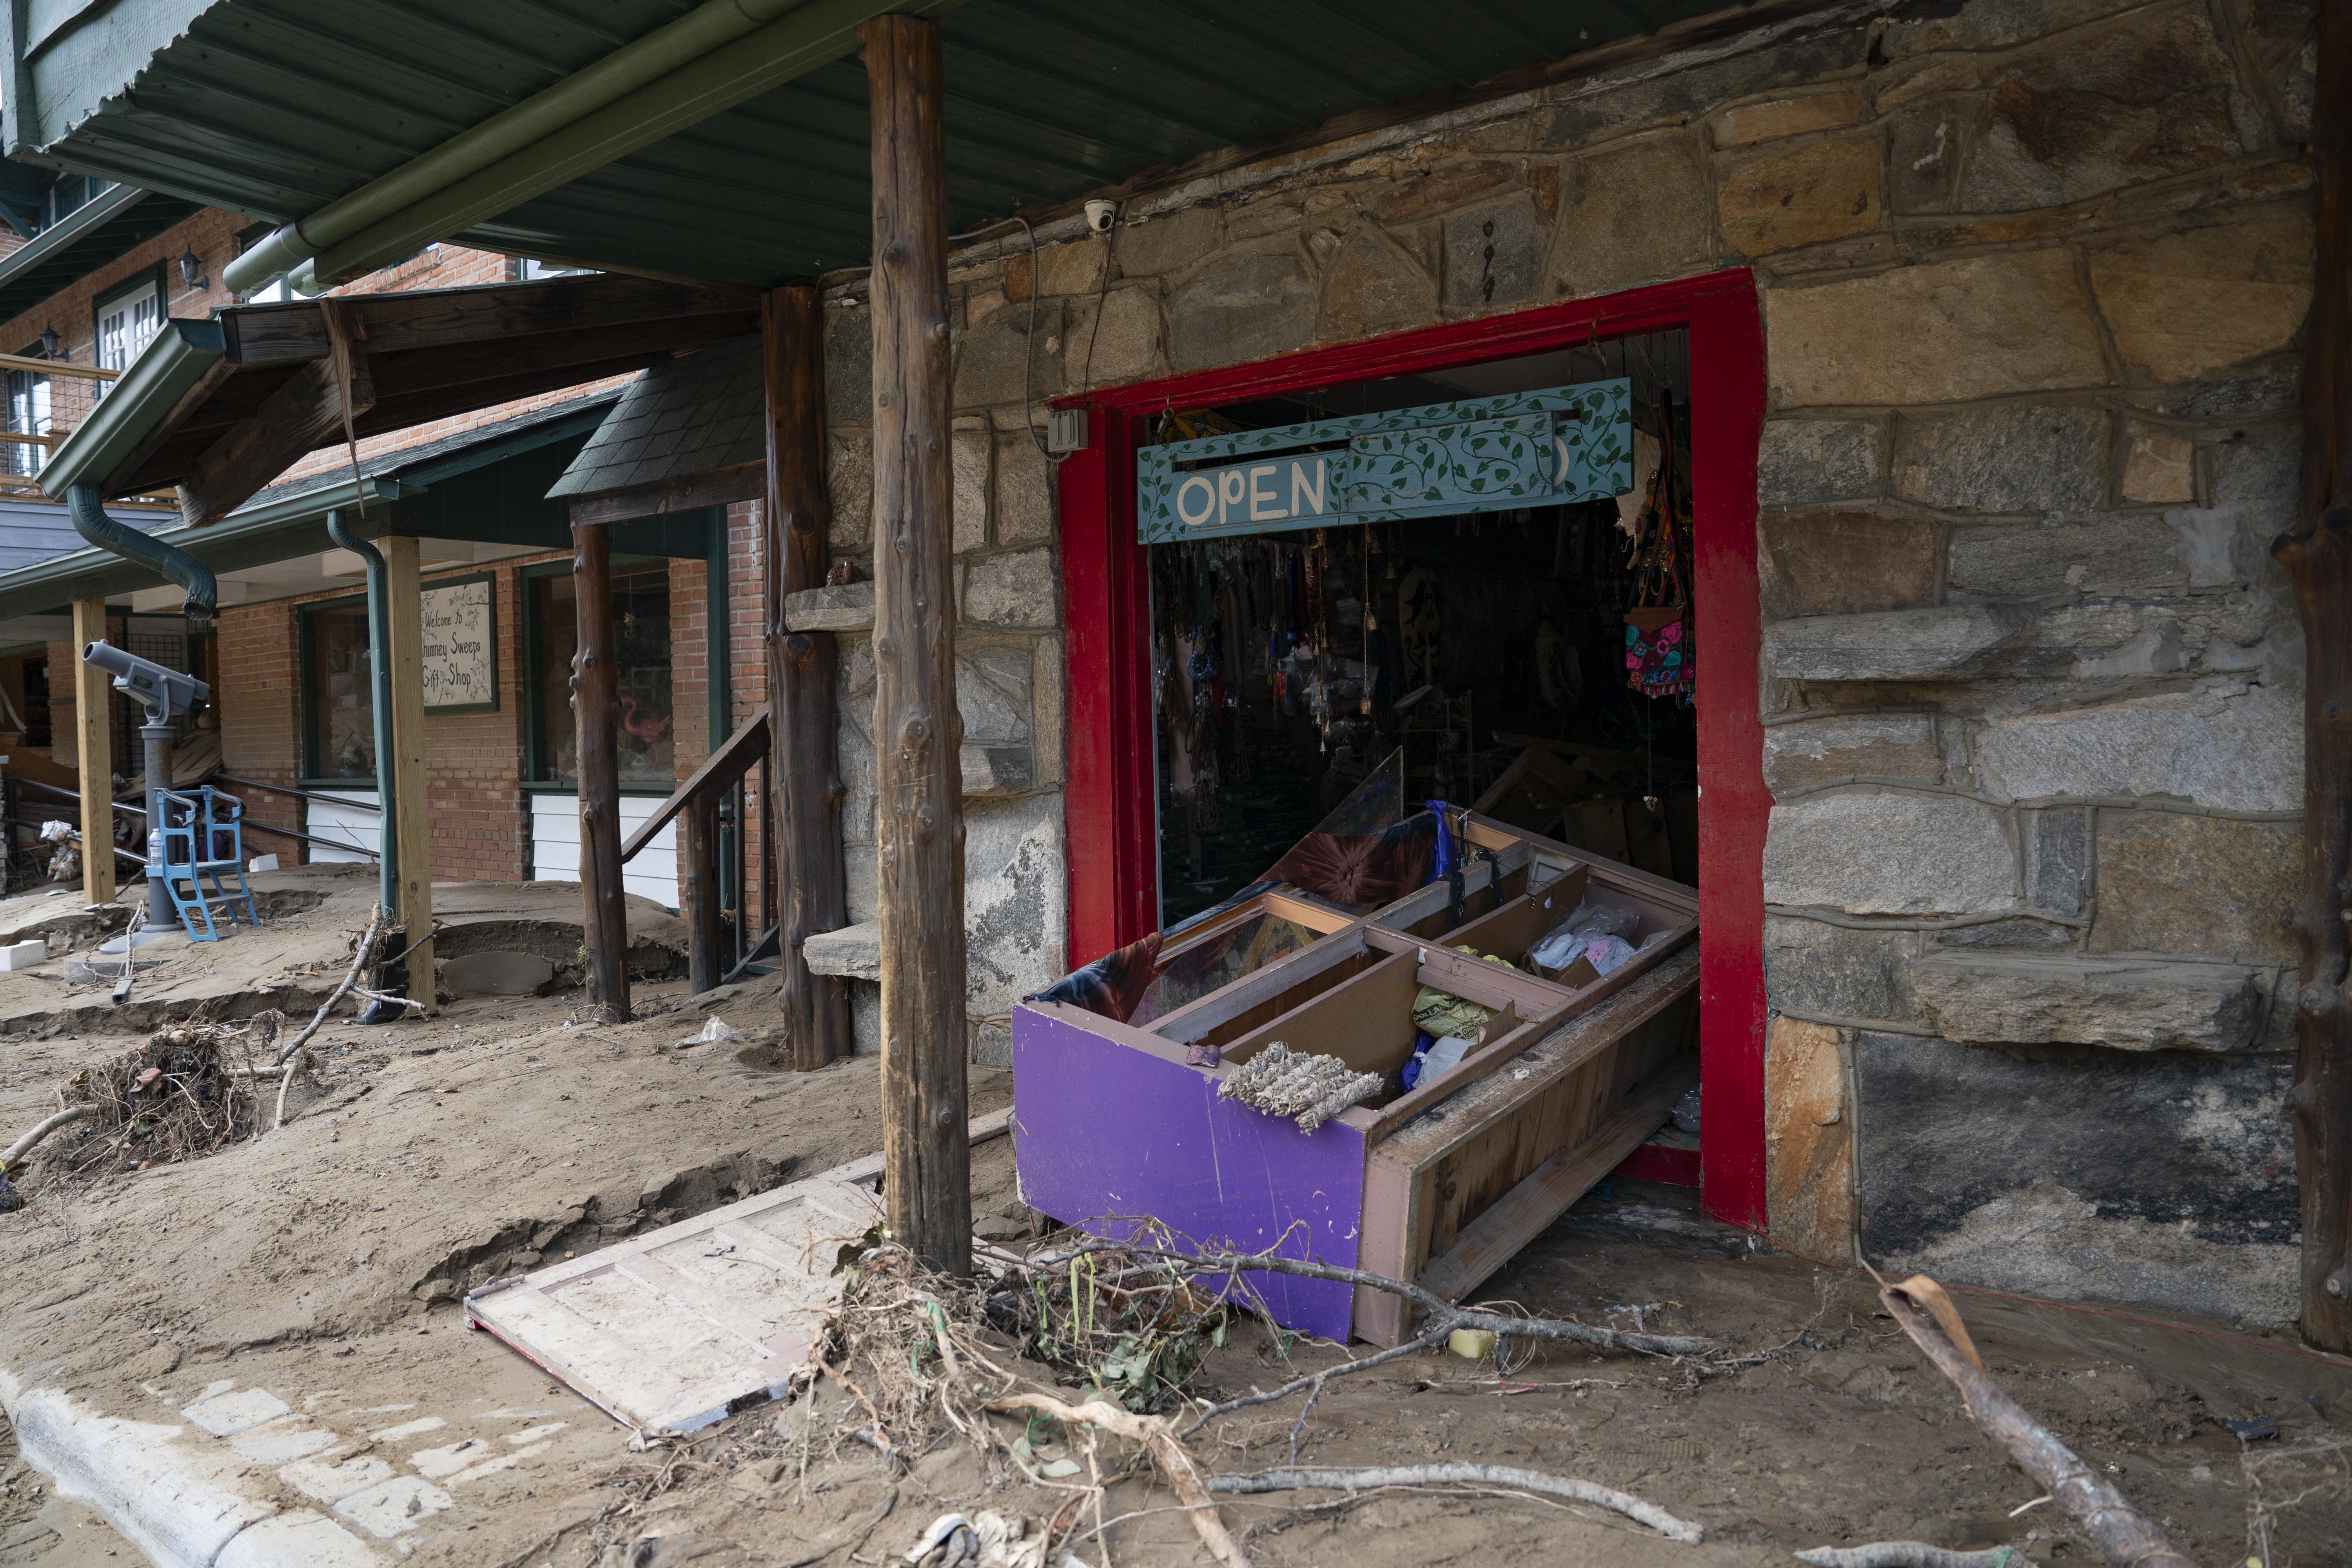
left=1622, top=391, right=1695, bottom=707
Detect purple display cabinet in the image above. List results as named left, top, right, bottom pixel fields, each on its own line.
left=1013, top=813, right=1702, bottom=1347
left=1013, top=1003, right=1367, bottom=1342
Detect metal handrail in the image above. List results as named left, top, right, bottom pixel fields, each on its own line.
left=6, top=775, right=377, bottom=860
left=9, top=775, right=143, bottom=817
left=214, top=773, right=383, bottom=813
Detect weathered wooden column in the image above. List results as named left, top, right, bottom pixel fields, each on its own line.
left=385, top=537, right=435, bottom=1009
left=681, top=794, right=722, bottom=993
left=764, top=283, right=853, bottom=1068
left=571, top=521, right=633, bottom=1024
left=70, top=597, right=114, bottom=905
left=862, top=13, right=969, bottom=1274
left=2278, top=0, right=2351, bottom=1353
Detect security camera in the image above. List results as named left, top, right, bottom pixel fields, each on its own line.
left=83, top=641, right=210, bottom=721
left=1084, top=199, right=1117, bottom=236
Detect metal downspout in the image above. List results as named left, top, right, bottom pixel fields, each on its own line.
left=67, top=484, right=216, bottom=621
left=324, top=511, right=400, bottom=922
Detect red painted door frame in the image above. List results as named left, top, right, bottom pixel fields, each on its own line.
left=1054, top=267, right=1770, bottom=1230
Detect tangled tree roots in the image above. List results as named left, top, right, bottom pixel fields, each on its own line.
left=42, top=1016, right=293, bottom=1178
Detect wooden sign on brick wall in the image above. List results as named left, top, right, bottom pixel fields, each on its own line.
left=420, top=573, right=497, bottom=713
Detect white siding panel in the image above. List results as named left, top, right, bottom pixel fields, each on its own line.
left=308, top=790, right=381, bottom=864
left=530, top=793, right=678, bottom=909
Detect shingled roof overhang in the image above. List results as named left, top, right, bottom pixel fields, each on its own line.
left=40, top=272, right=758, bottom=516
left=2, top=0, right=1828, bottom=289
left=0, top=182, right=203, bottom=325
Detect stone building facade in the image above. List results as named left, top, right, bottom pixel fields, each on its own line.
left=806, top=0, right=2319, bottom=1324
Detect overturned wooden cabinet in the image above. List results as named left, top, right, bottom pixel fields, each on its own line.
left=1012, top=812, right=1698, bottom=1347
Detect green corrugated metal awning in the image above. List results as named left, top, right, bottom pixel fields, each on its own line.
left=4, top=0, right=1749, bottom=288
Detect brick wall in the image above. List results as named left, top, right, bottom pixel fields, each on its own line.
left=0, top=209, right=631, bottom=486
left=212, top=541, right=749, bottom=886
left=214, top=554, right=557, bottom=881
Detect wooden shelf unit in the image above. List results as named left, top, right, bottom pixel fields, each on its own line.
left=1012, top=811, right=1699, bottom=1346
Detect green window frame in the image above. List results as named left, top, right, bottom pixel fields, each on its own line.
left=519, top=555, right=678, bottom=795
left=296, top=593, right=376, bottom=786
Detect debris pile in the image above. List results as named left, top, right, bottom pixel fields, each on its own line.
left=27, top=1016, right=294, bottom=1179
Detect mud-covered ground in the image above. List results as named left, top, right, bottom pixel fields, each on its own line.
left=0, top=880, right=2343, bottom=1567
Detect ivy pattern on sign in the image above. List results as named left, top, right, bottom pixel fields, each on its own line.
left=1136, top=379, right=1632, bottom=543
left=1346, top=414, right=1552, bottom=513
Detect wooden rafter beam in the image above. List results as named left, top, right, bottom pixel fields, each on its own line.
left=177, top=350, right=373, bottom=528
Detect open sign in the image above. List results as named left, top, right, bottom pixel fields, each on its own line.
left=1137, top=378, right=1632, bottom=543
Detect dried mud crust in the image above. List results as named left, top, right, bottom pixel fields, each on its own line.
left=0, top=930, right=2338, bottom=1566
left=562, top=1218, right=2350, bottom=1568
left=0, top=867, right=690, bottom=1041
left=0, top=962, right=1009, bottom=1394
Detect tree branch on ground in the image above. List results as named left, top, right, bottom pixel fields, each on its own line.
left=1795, top=1545, right=2023, bottom=1567
left=274, top=906, right=386, bottom=1068
left=1877, top=1278, right=2194, bottom=1568
left=988, top=1391, right=1252, bottom=1568
left=1205, top=1463, right=1704, bottom=1543
left=1056, top=1241, right=1721, bottom=1357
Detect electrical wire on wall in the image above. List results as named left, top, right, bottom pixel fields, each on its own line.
left=1007, top=200, right=1121, bottom=466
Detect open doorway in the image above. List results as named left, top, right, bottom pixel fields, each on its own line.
left=1056, top=270, right=1768, bottom=1229
left=1145, top=334, right=1698, bottom=928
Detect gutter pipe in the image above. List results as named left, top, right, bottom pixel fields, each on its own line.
left=228, top=0, right=907, bottom=296
left=323, top=510, right=399, bottom=924
left=66, top=483, right=215, bottom=622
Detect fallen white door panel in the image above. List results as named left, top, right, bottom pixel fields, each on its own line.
left=465, top=1174, right=881, bottom=1434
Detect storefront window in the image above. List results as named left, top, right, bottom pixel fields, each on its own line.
left=532, top=565, right=673, bottom=788
left=303, top=601, right=375, bottom=779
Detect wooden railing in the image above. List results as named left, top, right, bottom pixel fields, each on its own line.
left=0, top=356, right=177, bottom=508
left=622, top=708, right=772, bottom=992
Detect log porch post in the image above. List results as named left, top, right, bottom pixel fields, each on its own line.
left=385, top=536, right=436, bottom=1009
left=2279, top=0, right=2352, bottom=1352
left=862, top=13, right=969, bottom=1274
left=70, top=597, right=114, bottom=906
left=764, top=283, right=852, bottom=1068
left=572, top=520, right=633, bottom=1024
left=682, top=794, right=722, bottom=994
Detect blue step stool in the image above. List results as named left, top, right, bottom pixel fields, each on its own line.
left=158, top=786, right=261, bottom=942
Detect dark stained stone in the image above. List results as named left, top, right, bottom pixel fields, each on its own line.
left=1377, top=160, right=1513, bottom=223
left=2087, top=812, right=2299, bottom=962
left=1758, top=510, right=1938, bottom=621
left=1315, top=225, right=1436, bottom=342
left=1542, top=27, right=1868, bottom=146
left=1945, top=516, right=2188, bottom=598
left=1931, top=917, right=2078, bottom=950
left=1757, top=417, right=1881, bottom=508
left=1883, top=92, right=1980, bottom=215
left=1854, top=1032, right=2296, bottom=1322
left=826, top=307, right=871, bottom=427
left=953, top=298, right=1065, bottom=408
left=1763, top=916, right=1917, bottom=1024
left=2025, top=807, right=2086, bottom=915
left=1955, top=7, right=2242, bottom=211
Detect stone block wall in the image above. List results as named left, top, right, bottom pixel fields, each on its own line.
left=811, top=0, right=2317, bottom=1318
left=818, top=308, right=1069, bottom=1062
